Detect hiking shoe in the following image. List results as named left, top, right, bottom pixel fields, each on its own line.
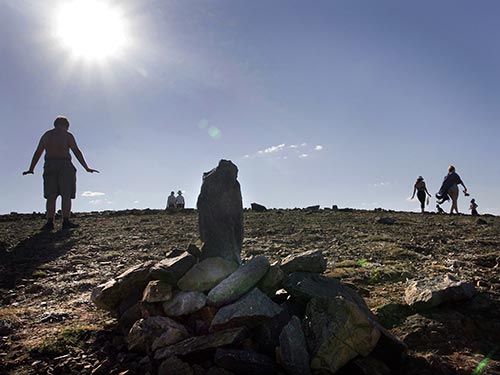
left=40, top=222, right=54, bottom=231
left=62, top=220, right=79, bottom=229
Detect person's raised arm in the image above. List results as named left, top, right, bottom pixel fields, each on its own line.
left=68, top=133, right=99, bottom=173
left=23, top=135, right=45, bottom=175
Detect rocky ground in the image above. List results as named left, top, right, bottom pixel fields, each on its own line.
left=0, top=208, right=499, bottom=374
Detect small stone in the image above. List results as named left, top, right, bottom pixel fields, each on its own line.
left=250, top=203, right=267, bottom=212
left=128, top=316, right=189, bottom=353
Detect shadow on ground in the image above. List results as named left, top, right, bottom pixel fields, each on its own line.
left=0, top=229, right=76, bottom=290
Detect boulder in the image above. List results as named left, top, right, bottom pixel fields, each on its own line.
left=197, top=160, right=244, bottom=265
left=208, top=256, right=270, bottom=307
left=214, top=349, right=278, bottom=375
left=142, top=280, right=173, bottom=303
left=163, top=291, right=207, bottom=317
left=178, top=257, right=238, bottom=292
left=210, top=288, right=282, bottom=332
left=158, top=356, right=194, bottom=375
left=128, top=316, right=189, bottom=353
left=91, top=279, right=122, bottom=312
left=279, top=316, right=311, bottom=375
left=250, top=203, right=267, bottom=212
left=304, top=297, right=381, bottom=374
left=150, top=253, right=196, bottom=285
left=154, top=327, right=248, bottom=361
left=257, top=262, right=284, bottom=296
left=281, top=249, right=327, bottom=274
left=405, top=273, right=477, bottom=310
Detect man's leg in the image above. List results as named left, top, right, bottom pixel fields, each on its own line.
left=62, top=196, right=78, bottom=229
left=41, top=197, right=57, bottom=230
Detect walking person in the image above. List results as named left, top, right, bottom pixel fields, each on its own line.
left=175, top=190, right=185, bottom=209
left=411, top=176, right=431, bottom=213
left=23, top=116, right=99, bottom=230
left=436, top=166, right=468, bottom=214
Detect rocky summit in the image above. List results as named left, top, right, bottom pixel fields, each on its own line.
left=1, top=209, right=499, bottom=374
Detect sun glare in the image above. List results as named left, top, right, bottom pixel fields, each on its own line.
left=55, top=0, right=127, bottom=61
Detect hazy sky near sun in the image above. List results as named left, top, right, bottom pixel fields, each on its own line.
left=1, top=0, right=500, bottom=214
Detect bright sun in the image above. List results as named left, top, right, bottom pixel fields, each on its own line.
left=55, top=0, right=127, bottom=61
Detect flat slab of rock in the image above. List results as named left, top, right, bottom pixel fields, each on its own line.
left=142, top=280, right=173, bottom=303
left=91, top=261, right=155, bottom=312
left=197, top=160, right=244, bottom=265
left=214, top=349, right=278, bottom=375
left=208, top=256, right=270, bottom=307
left=304, top=297, right=381, bottom=374
left=281, top=250, right=327, bottom=274
left=210, top=288, right=282, bottom=332
left=154, top=327, right=247, bottom=360
left=162, top=291, right=207, bottom=317
left=128, top=316, right=189, bottom=353
left=150, top=253, right=196, bottom=285
left=177, top=257, right=238, bottom=292
left=279, top=316, right=311, bottom=375
left=283, top=272, right=371, bottom=314
left=405, top=273, right=477, bottom=310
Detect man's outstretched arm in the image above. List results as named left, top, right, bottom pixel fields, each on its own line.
left=68, top=133, right=99, bottom=173
left=23, top=136, right=45, bottom=175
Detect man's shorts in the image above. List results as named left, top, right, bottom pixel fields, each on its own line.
left=43, top=160, right=76, bottom=199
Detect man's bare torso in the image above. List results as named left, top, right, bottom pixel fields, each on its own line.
left=42, top=128, right=73, bottom=160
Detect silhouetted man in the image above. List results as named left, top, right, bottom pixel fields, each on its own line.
left=23, top=116, right=99, bottom=230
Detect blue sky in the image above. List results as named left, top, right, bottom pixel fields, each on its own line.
left=1, top=0, right=499, bottom=214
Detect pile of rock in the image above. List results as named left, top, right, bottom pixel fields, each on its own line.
left=91, top=248, right=406, bottom=375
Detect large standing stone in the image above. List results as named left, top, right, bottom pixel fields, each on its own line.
left=405, top=273, right=477, bottom=310
left=197, top=160, right=243, bottom=265
left=177, top=257, right=238, bottom=292
left=281, top=249, right=327, bottom=275
left=150, top=252, right=196, bottom=285
left=304, top=297, right=381, bottom=374
left=154, top=327, right=248, bottom=360
left=279, top=316, right=311, bottom=375
left=162, top=291, right=207, bottom=317
left=128, top=316, right=189, bottom=353
left=208, top=256, right=270, bottom=307
left=214, top=349, right=278, bottom=375
left=210, top=288, right=282, bottom=332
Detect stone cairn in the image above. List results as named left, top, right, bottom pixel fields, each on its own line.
left=91, top=160, right=407, bottom=375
